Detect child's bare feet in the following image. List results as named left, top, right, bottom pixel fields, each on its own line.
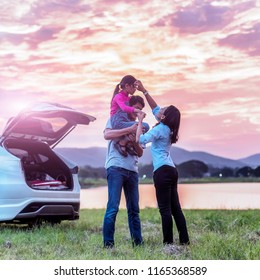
left=114, top=141, right=127, bottom=157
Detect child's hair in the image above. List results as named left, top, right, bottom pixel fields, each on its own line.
left=161, top=105, right=181, bottom=144
left=111, top=75, right=137, bottom=104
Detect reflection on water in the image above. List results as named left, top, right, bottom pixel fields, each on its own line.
left=80, top=183, right=260, bottom=210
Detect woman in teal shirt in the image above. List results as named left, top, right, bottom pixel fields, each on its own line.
left=135, top=82, right=189, bottom=245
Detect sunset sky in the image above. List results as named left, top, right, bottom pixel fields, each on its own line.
left=0, top=0, right=259, bottom=159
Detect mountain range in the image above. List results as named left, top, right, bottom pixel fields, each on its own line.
left=55, top=146, right=259, bottom=169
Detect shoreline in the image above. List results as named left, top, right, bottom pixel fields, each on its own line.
left=80, top=177, right=260, bottom=189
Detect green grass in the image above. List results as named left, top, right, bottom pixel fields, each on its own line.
left=0, top=209, right=259, bottom=260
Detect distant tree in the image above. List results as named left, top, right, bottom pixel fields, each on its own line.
left=79, top=165, right=106, bottom=179
left=208, top=166, right=221, bottom=177
left=218, top=167, right=234, bottom=178
left=138, top=164, right=153, bottom=178
left=235, top=166, right=254, bottom=177
left=253, top=166, right=260, bottom=177
left=177, top=160, right=208, bottom=178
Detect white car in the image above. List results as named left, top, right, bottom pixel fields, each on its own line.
left=0, top=102, right=95, bottom=226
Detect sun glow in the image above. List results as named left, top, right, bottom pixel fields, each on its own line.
left=7, top=100, right=31, bottom=115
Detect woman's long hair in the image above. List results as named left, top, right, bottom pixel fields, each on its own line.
left=161, top=105, right=181, bottom=144
left=111, top=75, right=136, bottom=104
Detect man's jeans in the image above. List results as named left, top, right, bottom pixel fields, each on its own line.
left=111, top=110, right=150, bottom=132
left=103, top=166, right=143, bottom=247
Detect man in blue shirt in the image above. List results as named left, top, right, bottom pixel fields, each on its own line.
left=102, top=96, right=145, bottom=248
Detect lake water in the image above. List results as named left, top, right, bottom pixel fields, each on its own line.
left=80, top=183, right=260, bottom=210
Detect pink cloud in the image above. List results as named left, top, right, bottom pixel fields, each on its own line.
left=172, top=4, right=231, bottom=33
left=218, top=23, right=260, bottom=56
left=0, top=27, right=63, bottom=50
left=153, top=1, right=233, bottom=33
left=179, top=112, right=260, bottom=159
left=0, top=0, right=259, bottom=159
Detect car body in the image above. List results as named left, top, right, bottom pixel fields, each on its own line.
left=0, top=102, right=95, bottom=225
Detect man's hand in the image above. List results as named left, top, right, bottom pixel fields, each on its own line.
left=127, top=123, right=138, bottom=134
left=104, top=123, right=137, bottom=140
left=137, top=111, right=146, bottom=121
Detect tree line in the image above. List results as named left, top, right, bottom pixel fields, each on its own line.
left=79, top=160, right=260, bottom=179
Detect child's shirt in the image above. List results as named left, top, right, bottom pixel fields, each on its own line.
left=110, top=91, right=135, bottom=116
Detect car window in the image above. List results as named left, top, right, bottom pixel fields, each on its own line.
left=31, top=117, right=68, bottom=133
left=38, top=154, right=49, bottom=163
left=8, top=148, right=28, bottom=159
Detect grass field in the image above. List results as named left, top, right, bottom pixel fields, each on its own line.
left=0, top=209, right=259, bottom=260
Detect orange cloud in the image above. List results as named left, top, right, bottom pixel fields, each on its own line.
left=0, top=0, right=259, bottom=159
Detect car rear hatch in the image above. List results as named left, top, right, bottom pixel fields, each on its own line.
left=0, top=102, right=96, bottom=148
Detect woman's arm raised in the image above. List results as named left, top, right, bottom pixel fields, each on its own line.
left=135, top=80, right=158, bottom=110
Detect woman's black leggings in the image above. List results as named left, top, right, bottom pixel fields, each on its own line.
left=153, top=165, right=189, bottom=244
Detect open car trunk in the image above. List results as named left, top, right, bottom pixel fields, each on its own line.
left=4, top=139, right=75, bottom=191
